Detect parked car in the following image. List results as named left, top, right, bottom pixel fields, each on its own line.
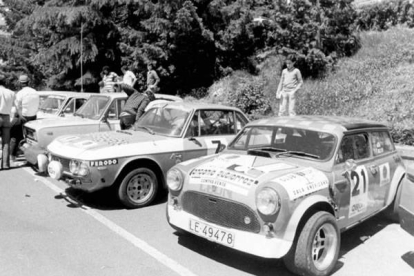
left=399, top=162, right=414, bottom=236
left=46, top=102, right=249, bottom=208
left=37, top=91, right=95, bottom=119
left=21, top=92, right=182, bottom=171
left=166, top=116, right=405, bottom=276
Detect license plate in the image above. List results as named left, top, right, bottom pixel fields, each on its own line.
left=189, top=219, right=235, bottom=247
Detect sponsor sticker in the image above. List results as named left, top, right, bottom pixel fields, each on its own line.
left=90, top=159, right=118, bottom=167
left=379, top=163, right=390, bottom=186
left=274, top=167, right=329, bottom=200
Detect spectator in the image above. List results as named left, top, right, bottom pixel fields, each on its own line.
left=276, top=55, right=303, bottom=116
left=0, top=74, right=16, bottom=170
left=146, top=63, right=160, bottom=92
left=10, top=74, right=39, bottom=166
left=119, top=87, right=150, bottom=130
left=121, top=65, right=137, bottom=88
left=100, top=66, right=119, bottom=93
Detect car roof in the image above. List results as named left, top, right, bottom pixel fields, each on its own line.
left=247, top=115, right=388, bottom=134
left=161, top=101, right=244, bottom=112
left=42, top=91, right=96, bottom=98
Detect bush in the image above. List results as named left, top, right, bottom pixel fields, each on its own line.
left=228, top=79, right=272, bottom=120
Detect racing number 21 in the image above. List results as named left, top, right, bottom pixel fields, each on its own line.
left=351, top=168, right=367, bottom=197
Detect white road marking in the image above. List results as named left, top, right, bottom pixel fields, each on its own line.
left=24, top=168, right=198, bottom=276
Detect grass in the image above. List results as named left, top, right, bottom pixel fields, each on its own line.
left=199, top=26, right=414, bottom=144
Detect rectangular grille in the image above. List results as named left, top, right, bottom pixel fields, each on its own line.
left=182, top=191, right=261, bottom=233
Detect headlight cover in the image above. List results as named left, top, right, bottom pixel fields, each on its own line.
left=166, top=168, right=184, bottom=191
left=256, top=187, right=280, bottom=215
left=69, top=160, right=90, bottom=177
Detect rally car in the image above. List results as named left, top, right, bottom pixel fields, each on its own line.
left=46, top=102, right=249, bottom=208
left=37, top=91, right=95, bottom=119
left=21, top=92, right=182, bottom=171
left=166, top=116, right=405, bottom=276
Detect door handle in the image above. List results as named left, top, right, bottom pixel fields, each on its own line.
left=369, top=165, right=378, bottom=175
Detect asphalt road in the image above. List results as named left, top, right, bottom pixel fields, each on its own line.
left=1, top=166, right=413, bottom=276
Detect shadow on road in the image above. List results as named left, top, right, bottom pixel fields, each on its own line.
left=174, top=213, right=394, bottom=276
left=53, top=186, right=168, bottom=211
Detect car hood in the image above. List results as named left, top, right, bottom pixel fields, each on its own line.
left=47, top=130, right=175, bottom=160
left=182, top=153, right=330, bottom=202
left=25, top=116, right=96, bottom=130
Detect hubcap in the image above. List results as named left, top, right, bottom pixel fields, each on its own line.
left=311, top=223, right=338, bottom=271
left=126, top=173, right=154, bottom=204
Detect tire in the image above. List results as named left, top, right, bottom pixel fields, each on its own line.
left=118, top=167, right=159, bottom=208
left=383, top=181, right=403, bottom=222
left=283, top=211, right=340, bottom=276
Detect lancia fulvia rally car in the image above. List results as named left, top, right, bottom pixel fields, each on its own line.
left=166, top=116, right=405, bottom=276
left=46, top=102, right=249, bottom=208
left=21, top=92, right=182, bottom=171
left=399, top=162, right=414, bottom=237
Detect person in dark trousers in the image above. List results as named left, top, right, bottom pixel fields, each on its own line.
left=10, top=74, right=39, bottom=166
left=119, top=87, right=151, bottom=130
left=0, top=75, right=16, bottom=170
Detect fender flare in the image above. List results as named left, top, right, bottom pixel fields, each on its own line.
left=281, top=195, right=335, bottom=244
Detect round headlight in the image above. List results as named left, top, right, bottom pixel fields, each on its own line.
left=256, top=187, right=280, bottom=215
left=69, top=160, right=79, bottom=174
left=77, top=161, right=90, bottom=177
left=166, top=168, right=183, bottom=191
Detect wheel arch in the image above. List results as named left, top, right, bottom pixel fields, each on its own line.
left=282, top=195, right=336, bottom=245
left=385, top=165, right=405, bottom=206
left=114, top=157, right=165, bottom=189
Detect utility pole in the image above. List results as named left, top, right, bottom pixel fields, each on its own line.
left=80, top=24, right=84, bottom=92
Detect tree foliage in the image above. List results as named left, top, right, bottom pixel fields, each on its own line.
left=0, top=0, right=360, bottom=93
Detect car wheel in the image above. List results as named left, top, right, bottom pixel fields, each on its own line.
left=118, top=167, right=158, bottom=208
left=283, top=211, right=340, bottom=276
left=383, top=180, right=403, bottom=222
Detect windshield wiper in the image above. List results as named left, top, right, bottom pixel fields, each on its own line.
left=276, top=151, right=320, bottom=159
left=135, top=126, right=155, bottom=135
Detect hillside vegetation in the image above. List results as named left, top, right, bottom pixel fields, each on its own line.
left=203, top=26, right=414, bottom=144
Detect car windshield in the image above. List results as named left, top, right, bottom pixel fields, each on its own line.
left=136, top=106, right=191, bottom=137
left=39, top=95, right=66, bottom=114
left=74, top=96, right=110, bottom=120
left=228, top=125, right=337, bottom=161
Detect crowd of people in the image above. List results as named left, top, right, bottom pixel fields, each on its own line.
left=0, top=74, right=40, bottom=170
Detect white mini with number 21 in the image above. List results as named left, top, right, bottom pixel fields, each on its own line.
left=166, top=116, right=405, bottom=276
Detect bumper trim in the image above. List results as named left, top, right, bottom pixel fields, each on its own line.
left=167, top=204, right=291, bottom=259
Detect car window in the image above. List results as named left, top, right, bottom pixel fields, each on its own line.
left=371, top=131, right=395, bottom=156
left=235, top=112, right=248, bottom=133
left=39, top=95, right=66, bottom=114
left=337, top=133, right=370, bottom=163
left=107, top=101, right=117, bottom=119
left=62, top=98, right=75, bottom=114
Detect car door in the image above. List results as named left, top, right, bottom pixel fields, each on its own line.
left=99, top=98, right=125, bottom=131
left=368, top=130, right=400, bottom=208
left=332, top=132, right=379, bottom=228
left=182, top=110, right=247, bottom=162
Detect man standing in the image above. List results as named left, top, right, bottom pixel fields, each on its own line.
left=10, top=74, right=40, bottom=165
left=100, top=66, right=119, bottom=93
left=276, top=55, right=303, bottom=117
left=0, top=75, right=15, bottom=170
left=146, top=63, right=160, bottom=92
left=119, top=87, right=150, bottom=130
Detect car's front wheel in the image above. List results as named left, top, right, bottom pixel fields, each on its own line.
left=284, top=211, right=340, bottom=276
left=118, top=167, right=158, bottom=208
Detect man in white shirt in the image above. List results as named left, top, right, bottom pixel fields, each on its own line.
left=10, top=74, right=40, bottom=165
left=0, top=74, right=16, bottom=170
left=121, top=65, right=137, bottom=87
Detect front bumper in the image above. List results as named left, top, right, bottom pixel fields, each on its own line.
left=47, top=160, right=115, bottom=192
left=167, top=204, right=291, bottom=259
